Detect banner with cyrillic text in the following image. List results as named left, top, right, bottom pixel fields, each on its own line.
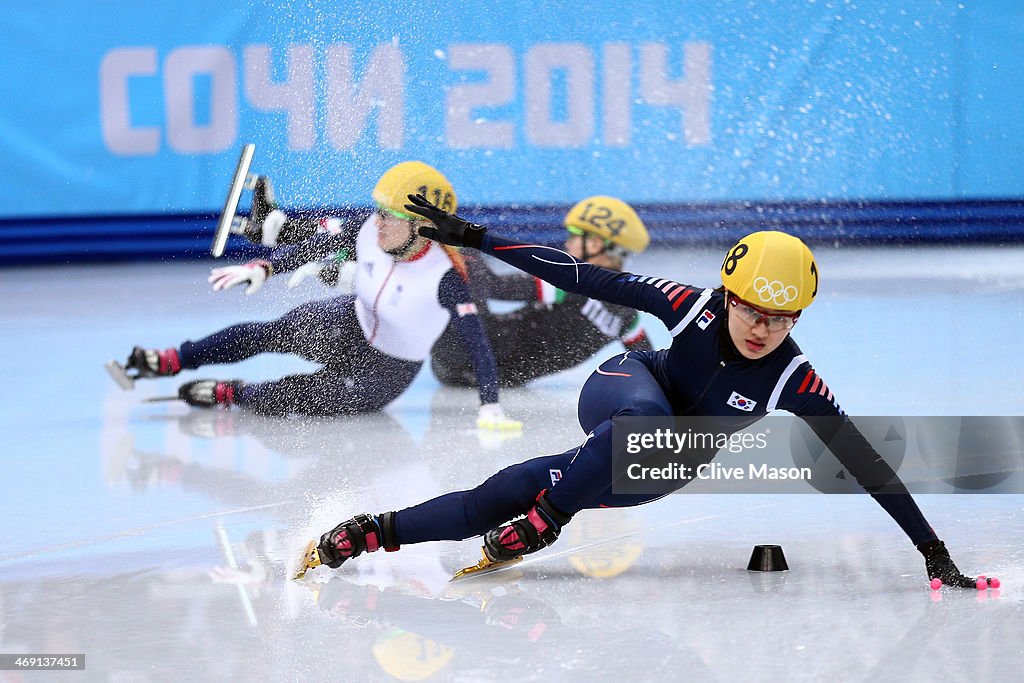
left=1, top=1, right=1021, bottom=217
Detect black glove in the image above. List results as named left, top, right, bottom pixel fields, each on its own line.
left=404, top=193, right=487, bottom=249
left=918, top=539, right=977, bottom=588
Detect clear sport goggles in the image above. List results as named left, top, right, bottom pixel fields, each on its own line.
left=727, top=293, right=801, bottom=331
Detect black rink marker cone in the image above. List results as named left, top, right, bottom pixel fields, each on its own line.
left=747, top=544, right=789, bottom=572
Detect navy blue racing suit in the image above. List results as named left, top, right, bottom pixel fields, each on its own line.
left=393, top=235, right=937, bottom=547
left=177, top=219, right=499, bottom=416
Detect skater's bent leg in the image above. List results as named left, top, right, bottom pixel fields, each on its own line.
left=179, top=320, right=283, bottom=369
left=238, top=359, right=419, bottom=416
left=576, top=353, right=673, bottom=433
left=179, top=297, right=356, bottom=370
left=397, top=361, right=676, bottom=542
left=393, top=453, right=572, bottom=544
left=543, top=357, right=673, bottom=515
left=237, top=371, right=334, bottom=416
left=581, top=444, right=719, bottom=509
left=275, top=296, right=368, bottom=366
left=543, top=421, right=621, bottom=516
left=386, top=356, right=676, bottom=546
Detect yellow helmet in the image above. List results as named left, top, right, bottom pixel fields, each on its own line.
left=720, top=231, right=818, bottom=311
left=564, top=195, right=649, bottom=255
left=372, top=161, right=457, bottom=219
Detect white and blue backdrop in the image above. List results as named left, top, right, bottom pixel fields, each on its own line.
left=2, top=1, right=1022, bottom=261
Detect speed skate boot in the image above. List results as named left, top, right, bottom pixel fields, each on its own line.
left=235, top=176, right=324, bottom=248
left=234, top=176, right=289, bottom=247
left=106, top=346, right=182, bottom=389
left=453, top=491, right=572, bottom=580
left=484, top=490, right=572, bottom=563
left=294, top=512, right=400, bottom=579
left=177, top=379, right=244, bottom=409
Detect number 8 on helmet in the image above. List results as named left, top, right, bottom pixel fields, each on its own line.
left=720, top=230, right=818, bottom=312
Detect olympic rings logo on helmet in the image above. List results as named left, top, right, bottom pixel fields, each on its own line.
left=753, top=277, right=798, bottom=307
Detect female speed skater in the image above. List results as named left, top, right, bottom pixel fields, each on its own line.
left=294, top=195, right=996, bottom=590
left=430, top=195, right=653, bottom=388
left=227, top=189, right=655, bottom=387
left=107, top=162, right=519, bottom=428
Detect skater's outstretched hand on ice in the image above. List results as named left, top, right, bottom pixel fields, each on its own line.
left=477, top=403, right=523, bottom=432
left=209, top=259, right=272, bottom=295
left=405, top=193, right=487, bottom=249
left=918, top=539, right=982, bottom=589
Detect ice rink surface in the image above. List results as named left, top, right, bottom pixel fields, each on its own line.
left=1, top=244, right=1023, bottom=681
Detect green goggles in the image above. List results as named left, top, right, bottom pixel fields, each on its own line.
left=565, top=225, right=628, bottom=259
left=566, top=225, right=596, bottom=238
left=376, top=205, right=421, bottom=222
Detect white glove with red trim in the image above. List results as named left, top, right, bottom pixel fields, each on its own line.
left=209, top=260, right=272, bottom=295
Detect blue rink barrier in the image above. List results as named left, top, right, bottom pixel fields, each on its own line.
left=1, top=198, right=1022, bottom=265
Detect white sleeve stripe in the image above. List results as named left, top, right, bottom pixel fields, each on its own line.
left=668, top=288, right=713, bottom=337
left=766, top=354, right=808, bottom=412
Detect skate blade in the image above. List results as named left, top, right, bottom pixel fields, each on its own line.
left=450, top=549, right=522, bottom=582
left=293, top=540, right=323, bottom=580
left=105, top=360, right=135, bottom=390
left=145, top=395, right=182, bottom=403
left=212, top=143, right=256, bottom=258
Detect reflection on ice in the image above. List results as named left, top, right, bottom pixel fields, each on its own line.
left=1, top=249, right=1023, bottom=680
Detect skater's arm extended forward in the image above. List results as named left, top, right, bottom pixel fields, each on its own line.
left=780, top=364, right=990, bottom=588
left=465, top=254, right=541, bottom=303
left=405, top=195, right=696, bottom=328
left=473, top=235, right=702, bottom=329
left=779, top=365, right=936, bottom=544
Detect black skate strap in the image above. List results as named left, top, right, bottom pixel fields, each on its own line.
left=379, top=511, right=401, bottom=551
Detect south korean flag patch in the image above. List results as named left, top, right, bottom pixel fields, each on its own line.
left=727, top=391, right=756, bottom=412
left=696, top=309, right=715, bottom=330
